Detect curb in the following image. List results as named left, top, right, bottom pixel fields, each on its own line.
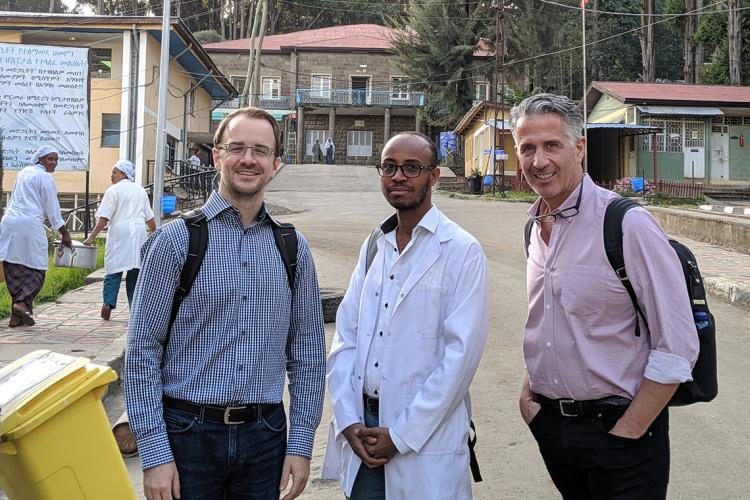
left=699, top=205, right=750, bottom=216
left=704, top=277, right=750, bottom=310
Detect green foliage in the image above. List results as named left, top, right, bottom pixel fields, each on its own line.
left=193, top=30, right=224, bottom=43
left=388, top=1, right=488, bottom=129
left=701, top=38, right=730, bottom=84
left=0, top=241, right=104, bottom=319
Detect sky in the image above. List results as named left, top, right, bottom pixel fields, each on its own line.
left=61, top=0, right=95, bottom=15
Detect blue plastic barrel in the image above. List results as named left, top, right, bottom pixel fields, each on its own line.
left=161, top=195, right=177, bottom=214
left=483, top=175, right=494, bottom=186
left=630, top=177, right=645, bottom=193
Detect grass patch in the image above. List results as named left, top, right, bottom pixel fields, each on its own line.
left=0, top=240, right=104, bottom=319
left=643, top=194, right=704, bottom=208
left=440, top=190, right=538, bottom=203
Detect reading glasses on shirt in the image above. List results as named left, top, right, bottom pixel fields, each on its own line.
left=532, top=178, right=584, bottom=224
left=219, top=142, right=275, bottom=159
left=377, top=162, right=435, bottom=178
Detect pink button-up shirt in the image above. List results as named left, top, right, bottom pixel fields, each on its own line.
left=524, top=175, right=699, bottom=401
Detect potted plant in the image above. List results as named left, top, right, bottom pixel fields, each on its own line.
left=468, top=167, right=483, bottom=195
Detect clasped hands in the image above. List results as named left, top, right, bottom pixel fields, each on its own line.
left=342, top=423, right=398, bottom=469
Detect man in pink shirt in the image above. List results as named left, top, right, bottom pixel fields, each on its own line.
left=512, top=93, right=699, bottom=499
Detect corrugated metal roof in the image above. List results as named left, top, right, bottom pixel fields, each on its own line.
left=594, top=81, right=750, bottom=106
left=637, top=105, right=723, bottom=116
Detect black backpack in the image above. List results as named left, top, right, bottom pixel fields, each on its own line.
left=168, top=208, right=298, bottom=330
left=523, top=197, right=718, bottom=406
left=364, top=223, right=483, bottom=483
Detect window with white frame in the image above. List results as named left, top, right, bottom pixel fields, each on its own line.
left=101, top=113, right=121, bottom=147
left=475, top=82, right=489, bottom=101
left=391, top=77, right=409, bottom=100
left=305, top=130, right=327, bottom=156
left=684, top=121, right=705, bottom=149
left=664, top=120, right=683, bottom=152
left=261, top=77, right=280, bottom=98
left=311, top=74, right=331, bottom=98
left=347, top=131, right=373, bottom=157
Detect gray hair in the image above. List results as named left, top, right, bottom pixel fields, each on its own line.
left=509, top=93, right=584, bottom=145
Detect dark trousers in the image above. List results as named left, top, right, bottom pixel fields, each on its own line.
left=528, top=405, right=670, bottom=500
left=102, top=269, right=139, bottom=308
left=348, top=406, right=385, bottom=500
left=165, top=403, right=287, bottom=499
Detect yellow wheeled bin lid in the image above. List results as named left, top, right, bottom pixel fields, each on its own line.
left=0, top=350, right=136, bottom=499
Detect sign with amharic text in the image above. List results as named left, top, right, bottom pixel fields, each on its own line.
left=0, top=42, right=89, bottom=171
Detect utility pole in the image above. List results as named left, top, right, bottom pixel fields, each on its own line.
left=152, top=0, right=172, bottom=226
left=492, top=0, right=507, bottom=195
left=581, top=0, right=589, bottom=172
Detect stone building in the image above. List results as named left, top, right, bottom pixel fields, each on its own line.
left=205, top=24, right=490, bottom=165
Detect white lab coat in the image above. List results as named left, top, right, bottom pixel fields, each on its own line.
left=96, top=179, right=154, bottom=275
left=0, top=165, right=65, bottom=270
left=323, top=208, right=490, bottom=499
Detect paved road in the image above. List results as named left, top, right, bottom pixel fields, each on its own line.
left=113, top=164, right=749, bottom=499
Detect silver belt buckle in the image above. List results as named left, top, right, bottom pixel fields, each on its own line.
left=559, top=399, right=578, bottom=417
left=223, top=405, right=246, bottom=425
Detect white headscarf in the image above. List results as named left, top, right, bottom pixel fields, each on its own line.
left=325, top=138, right=335, bottom=151
left=30, top=145, right=59, bottom=165
left=114, top=160, right=136, bottom=181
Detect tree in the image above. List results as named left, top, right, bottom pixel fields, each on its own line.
left=389, top=1, right=488, bottom=129
left=640, top=0, right=656, bottom=82
left=728, top=0, right=742, bottom=84
left=665, top=0, right=703, bottom=83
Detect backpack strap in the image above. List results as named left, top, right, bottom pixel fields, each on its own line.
left=169, top=208, right=208, bottom=332
left=603, top=198, right=649, bottom=337
left=364, top=213, right=397, bottom=275
left=523, top=218, right=534, bottom=258
left=270, top=219, right=298, bottom=291
left=468, top=420, right=482, bottom=482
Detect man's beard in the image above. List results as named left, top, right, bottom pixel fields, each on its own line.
left=385, top=181, right=430, bottom=211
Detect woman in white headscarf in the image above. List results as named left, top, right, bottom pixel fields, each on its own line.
left=324, top=137, right=336, bottom=164
left=0, top=145, right=72, bottom=327
left=83, top=160, right=155, bottom=319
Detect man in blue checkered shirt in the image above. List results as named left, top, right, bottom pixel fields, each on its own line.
left=125, top=107, right=326, bottom=500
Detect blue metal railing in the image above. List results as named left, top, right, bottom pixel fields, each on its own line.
left=296, top=89, right=425, bottom=107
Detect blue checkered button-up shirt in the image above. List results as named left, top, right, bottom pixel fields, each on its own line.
left=125, top=192, right=326, bottom=470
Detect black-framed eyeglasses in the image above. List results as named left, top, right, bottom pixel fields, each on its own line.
left=532, top=179, right=584, bottom=224
left=376, top=162, right=435, bottom=178
left=218, top=142, right=275, bottom=159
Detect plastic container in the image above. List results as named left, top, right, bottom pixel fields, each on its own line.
left=694, top=311, right=709, bottom=329
left=483, top=175, right=494, bottom=187
left=0, top=350, right=136, bottom=499
left=631, top=177, right=645, bottom=193
left=161, top=194, right=177, bottom=214
left=53, top=241, right=97, bottom=269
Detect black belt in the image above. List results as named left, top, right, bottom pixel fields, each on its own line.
left=363, top=394, right=379, bottom=415
left=536, top=395, right=631, bottom=417
left=163, top=396, right=280, bottom=425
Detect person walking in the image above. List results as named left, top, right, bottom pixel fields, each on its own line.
left=125, top=107, right=326, bottom=500
left=512, top=93, right=699, bottom=500
left=324, top=137, right=335, bottom=164
left=312, top=139, right=323, bottom=164
left=323, top=132, right=489, bottom=499
left=0, top=145, right=72, bottom=327
left=83, top=160, right=155, bottom=320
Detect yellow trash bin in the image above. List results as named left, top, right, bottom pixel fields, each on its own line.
left=0, top=350, right=136, bottom=499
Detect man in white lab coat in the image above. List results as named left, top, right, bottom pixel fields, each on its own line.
left=323, top=132, right=490, bottom=499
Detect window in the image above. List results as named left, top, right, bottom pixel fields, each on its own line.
left=391, top=77, right=409, bottom=100
left=231, top=76, right=247, bottom=92
left=311, top=74, right=331, bottom=98
left=261, top=77, right=280, bottom=98
left=90, top=48, right=112, bottom=78
left=101, top=113, right=120, bottom=147
left=475, top=82, right=489, bottom=101
left=166, top=135, right=177, bottom=163
left=641, top=118, right=683, bottom=153
left=347, top=131, right=373, bottom=157
left=305, top=129, right=327, bottom=155
left=684, top=121, right=704, bottom=149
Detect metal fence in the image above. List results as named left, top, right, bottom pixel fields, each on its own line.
left=296, top=89, right=425, bottom=107
left=657, top=179, right=704, bottom=198
left=213, top=95, right=293, bottom=110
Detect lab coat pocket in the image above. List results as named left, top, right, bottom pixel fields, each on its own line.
left=411, top=285, right=445, bottom=338
left=560, top=264, right=607, bottom=315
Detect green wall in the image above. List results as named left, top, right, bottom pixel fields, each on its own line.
left=637, top=151, right=684, bottom=181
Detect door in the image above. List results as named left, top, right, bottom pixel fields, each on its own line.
left=711, top=126, right=730, bottom=180
left=683, top=121, right=705, bottom=178
left=351, top=77, right=369, bottom=105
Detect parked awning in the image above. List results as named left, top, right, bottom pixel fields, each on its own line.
left=637, top=105, right=723, bottom=116
left=586, top=123, right=662, bottom=136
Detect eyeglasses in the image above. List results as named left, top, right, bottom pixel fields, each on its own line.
left=218, top=142, right=275, bottom=159
left=532, top=179, right=584, bottom=224
left=377, top=162, right=435, bottom=178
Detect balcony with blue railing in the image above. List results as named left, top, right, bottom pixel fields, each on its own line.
left=296, top=89, right=425, bottom=108
left=213, top=95, right=293, bottom=110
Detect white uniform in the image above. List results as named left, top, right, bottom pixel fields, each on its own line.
left=323, top=206, right=490, bottom=499
left=96, top=179, right=154, bottom=275
left=0, top=165, right=65, bottom=270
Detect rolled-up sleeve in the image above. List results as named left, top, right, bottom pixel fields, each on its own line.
left=622, top=209, right=699, bottom=384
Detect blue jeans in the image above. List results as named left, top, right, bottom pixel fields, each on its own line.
left=102, top=269, right=139, bottom=308
left=165, top=403, right=287, bottom=499
left=348, top=406, right=385, bottom=500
